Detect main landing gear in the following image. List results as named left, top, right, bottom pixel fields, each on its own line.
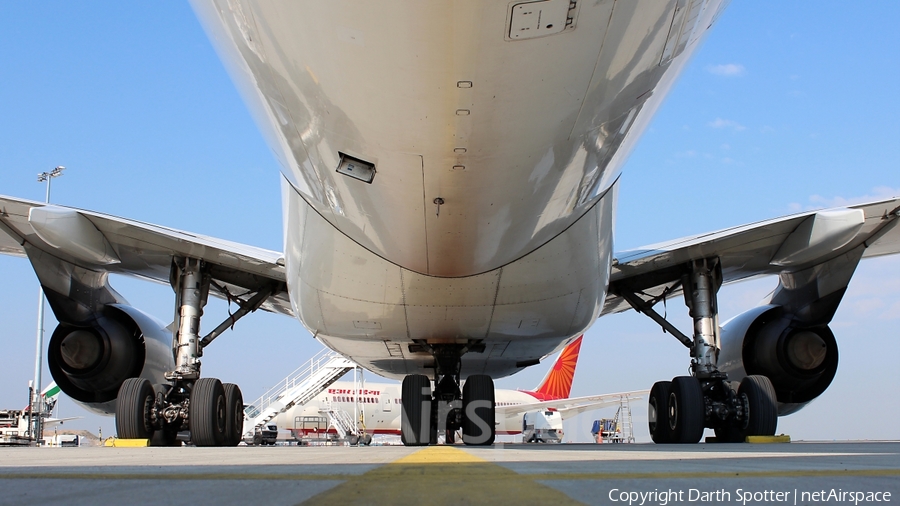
left=400, top=344, right=495, bottom=446
left=622, top=258, right=778, bottom=444
left=115, top=258, right=276, bottom=446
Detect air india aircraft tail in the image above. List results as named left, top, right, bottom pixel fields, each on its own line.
left=524, top=336, right=583, bottom=401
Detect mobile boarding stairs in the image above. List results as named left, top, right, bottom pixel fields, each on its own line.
left=243, top=348, right=356, bottom=443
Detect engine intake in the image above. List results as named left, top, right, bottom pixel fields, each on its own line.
left=719, top=305, right=839, bottom=415
left=48, top=304, right=173, bottom=415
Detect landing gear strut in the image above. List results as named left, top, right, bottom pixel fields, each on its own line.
left=621, top=258, right=778, bottom=444
left=400, top=343, right=495, bottom=446
left=115, top=258, right=274, bottom=446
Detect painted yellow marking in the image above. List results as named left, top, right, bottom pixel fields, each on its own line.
left=393, top=445, right=486, bottom=464
left=747, top=434, right=791, bottom=443
left=103, top=438, right=149, bottom=447
left=301, top=446, right=585, bottom=505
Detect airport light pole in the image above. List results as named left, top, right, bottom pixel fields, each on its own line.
left=32, top=165, right=65, bottom=443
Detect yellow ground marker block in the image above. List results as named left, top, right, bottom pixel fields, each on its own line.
left=304, top=446, right=584, bottom=506
left=103, top=438, right=150, bottom=447
left=746, top=434, right=791, bottom=443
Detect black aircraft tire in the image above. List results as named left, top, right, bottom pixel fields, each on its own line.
left=648, top=381, right=673, bottom=444
left=116, top=378, right=155, bottom=440
left=190, top=378, right=227, bottom=447
left=462, top=374, right=495, bottom=446
left=669, top=376, right=705, bottom=444
left=401, top=374, right=431, bottom=446
left=223, top=383, right=244, bottom=447
left=740, top=375, right=778, bottom=437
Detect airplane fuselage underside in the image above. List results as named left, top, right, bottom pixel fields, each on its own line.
left=191, top=0, right=726, bottom=376
left=284, top=180, right=612, bottom=379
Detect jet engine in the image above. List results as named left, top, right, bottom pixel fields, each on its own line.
left=47, top=304, right=174, bottom=415
left=718, top=304, right=838, bottom=415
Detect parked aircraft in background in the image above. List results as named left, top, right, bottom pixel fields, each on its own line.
left=0, top=1, right=898, bottom=450
left=278, top=336, right=643, bottom=440
left=1, top=382, right=79, bottom=445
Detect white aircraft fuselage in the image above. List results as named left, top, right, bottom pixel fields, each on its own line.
left=276, top=381, right=544, bottom=436
left=191, top=0, right=727, bottom=379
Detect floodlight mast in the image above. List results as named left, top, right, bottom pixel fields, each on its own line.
left=31, top=165, right=65, bottom=443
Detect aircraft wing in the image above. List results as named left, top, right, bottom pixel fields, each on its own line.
left=0, top=195, right=293, bottom=316
left=602, top=197, right=900, bottom=316
left=495, top=390, right=647, bottom=420
left=44, top=416, right=81, bottom=427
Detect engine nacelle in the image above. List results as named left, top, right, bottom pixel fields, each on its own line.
left=47, top=304, right=174, bottom=415
left=718, top=305, right=839, bottom=416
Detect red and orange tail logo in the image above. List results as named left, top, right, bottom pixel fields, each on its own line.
left=533, top=335, right=582, bottom=400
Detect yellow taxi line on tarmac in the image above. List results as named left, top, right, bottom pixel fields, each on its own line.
left=300, top=445, right=585, bottom=506
left=392, top=445, right=486, bottom=464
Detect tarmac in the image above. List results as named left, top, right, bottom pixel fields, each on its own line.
left=1, top=441, right=898, bottom=505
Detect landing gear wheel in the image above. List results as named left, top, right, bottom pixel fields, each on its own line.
left=668, top=376, right=705, bottom=444
left=349, top=434, right=360, bottom=446
left=648, top=381, right=673, bottom=444
left=362, top=434, right=372, bottom=446
left=223, top=383, right=244, bottom=447
left=190, top=378, right=227, bottom=447
left=116, top=378, right=155, bottom=440
left=740, top=375, right=778, bottom=437
left=401, top=374, right=432, bottom=446
left=462, top=374, right=495, bottom=446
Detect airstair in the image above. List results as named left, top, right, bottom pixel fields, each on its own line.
left=317, top=366, right=371, bottom=445
left=243, top=348, right=355, bottom=439
left=319, top=403, right=357, bottom=440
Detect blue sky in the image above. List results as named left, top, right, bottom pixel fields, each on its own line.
left=1, top=3, right=898, bottom=442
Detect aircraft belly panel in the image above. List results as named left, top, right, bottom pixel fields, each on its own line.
left=193, top=0, right=720, bottom=277
left=284, top=182, right=614, bottom=380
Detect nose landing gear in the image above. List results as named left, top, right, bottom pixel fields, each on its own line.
left=400, top=343, right=495, bottom=446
